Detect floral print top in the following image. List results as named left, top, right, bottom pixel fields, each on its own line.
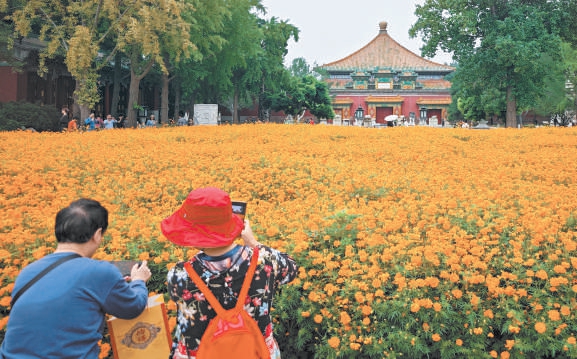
left=167, top=244, right=298, bottom=356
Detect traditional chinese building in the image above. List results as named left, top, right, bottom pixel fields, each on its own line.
left=320, top=21, right=454, bottom=125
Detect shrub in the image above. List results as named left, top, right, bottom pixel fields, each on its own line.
left=0, top=101, right=61, bottom=131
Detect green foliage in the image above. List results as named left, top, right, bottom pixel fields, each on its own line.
left=289, top=57, right=310, bottom=78
left=264, top=75, right=335, bottom=119
left=410, top=0, right=566, bottom=127
left=0, top=101, right=60, bottom=131
left=272, top=205, right=577, bottom=358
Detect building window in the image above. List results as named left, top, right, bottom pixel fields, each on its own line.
left=330, top=74, right=352, bottom=79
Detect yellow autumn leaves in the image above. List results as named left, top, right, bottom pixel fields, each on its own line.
left=1, top=125, right=577, bottom=357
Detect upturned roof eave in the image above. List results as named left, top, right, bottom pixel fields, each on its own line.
left=319, top=25, right=454, bottom=73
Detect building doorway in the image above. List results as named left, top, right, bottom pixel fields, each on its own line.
left=376, top=107, right=393, bottom=124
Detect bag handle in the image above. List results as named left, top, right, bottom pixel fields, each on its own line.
left=11, top=253, right=81, bottom=307
left=184, top=246, right=259, bottom=316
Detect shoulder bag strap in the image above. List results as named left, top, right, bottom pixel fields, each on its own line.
left=184, top=246, right=260, bottom=316
left=10, top=253, right=81, bottom=307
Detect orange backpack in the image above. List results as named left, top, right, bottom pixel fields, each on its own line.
left=184, top=247, right=271, bottom=359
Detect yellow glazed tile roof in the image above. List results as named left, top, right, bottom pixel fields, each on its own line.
left=321, top=22, right=454, bottom=73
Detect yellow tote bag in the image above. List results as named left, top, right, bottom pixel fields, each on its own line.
left=107, top=295, right=171, bottom=359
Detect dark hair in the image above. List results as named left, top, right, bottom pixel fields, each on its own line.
left=54, top=199, right=108, bottom=243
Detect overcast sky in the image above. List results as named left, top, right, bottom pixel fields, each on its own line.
left=260, top=0, right=453, bottom=67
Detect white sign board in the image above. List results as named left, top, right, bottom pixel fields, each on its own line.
left=193, top=104, right=218, bottom=126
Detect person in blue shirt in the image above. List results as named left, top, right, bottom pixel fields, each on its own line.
left=84, top=113, right=96, bottom=131
left=0, top=199, right=152, bottom=359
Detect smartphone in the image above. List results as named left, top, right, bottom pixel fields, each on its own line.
left=109, top=260, right=141, bottom=277
left=232, top=201, right=247, bottom=220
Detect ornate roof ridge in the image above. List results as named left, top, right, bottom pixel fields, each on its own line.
left=320, top=22, right=454, bottom=72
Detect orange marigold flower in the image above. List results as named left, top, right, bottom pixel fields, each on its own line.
left=432, top=333, right=441, bottom=342
left=433, top=302, right=442, bottom=312
left=535, top=322, right=547, bottom=334
left=484, top=309, right=494, bottom=319
left=410, top=302, right=421, bottom=313
left=500, top=351, right=510, bottom=359
left=473, top=327, right=483, bottom=335
left=98, top=343, right=111, bottom=359
left=0, top=296, right=11, bottom=307
left=548, top=310, right=561, bottom=321
left=535, top=269, right=548, bottom=280
left=328, top=337, right=340, bottom=349
left=456, top=339, right=463, bottom=346
left=561, top=306, right=571, bottom=316
left=340, top=311, right=351, bottom=326
left=505, top=340, right=515, bottom=350
left=422, top=322, right=430, bottom=331
left=314, top=314, right=323, bottom=324
left=350, top=343, right=361, bottom=350
left=490, top=350, right=498, bottom=358
left=508, top=325, right=520, bottom=334
left=308, top=292, right=320, bottom=302
left=301, top=311, right=310, bottom=318
left=451, top=288, right=463, bottom=299
left=0, top=316, right=9, bottom=330
left=568, top=336, right=577, bottom=345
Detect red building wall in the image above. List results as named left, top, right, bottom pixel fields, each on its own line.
left=0, top=67, right=18, bottom=103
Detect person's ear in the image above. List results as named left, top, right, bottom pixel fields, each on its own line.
left=92, top=228, right=103, bottom=244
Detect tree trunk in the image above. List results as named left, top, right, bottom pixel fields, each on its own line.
left=111, top=52, right=122, bottom=117
left=506, top=86, right=517, bottom=128
left=161, top=73, right=169, bottom=124
left=127, top=69, right=141, bottom=128
left=233, top=87, right=239, bottom=124
left=174, top=80, right=180, bottom=120
left=73, top=79, right=91, bottom=122
left=126, top=57, right=154, bottom=128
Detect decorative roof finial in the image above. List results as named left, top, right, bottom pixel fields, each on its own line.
left=379, top=21, right=388, bottom=33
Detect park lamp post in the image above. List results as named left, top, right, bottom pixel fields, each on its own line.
left=420, top=107, right=427, bottom=125
left=355, top=105, right=364, bottom=125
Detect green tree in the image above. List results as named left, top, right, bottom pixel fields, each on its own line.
left=6, top=0, right=192, bottom=125
left=264, top=75, right=334, bottom=121
left=0, top=0, right=23, bottom=67
left=410, top=0, right=564, bottom=127
left=121, top=0, right=193, bottom=127
left=170, top=0, right=229, bottom=117
left=533, top=42, right=577, bottom=125
left=254, top=17, right=299, bottom=121
left=8, top=0, right=139, bottom=119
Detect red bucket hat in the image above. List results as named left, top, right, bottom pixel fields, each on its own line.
left=161, top=187, right=244, bottom=248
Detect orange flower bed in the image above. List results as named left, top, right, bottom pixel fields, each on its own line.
left=1, top=125, right=577, bottom=357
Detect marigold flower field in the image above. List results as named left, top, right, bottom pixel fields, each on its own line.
left=1, top=125, right=577, bottom=358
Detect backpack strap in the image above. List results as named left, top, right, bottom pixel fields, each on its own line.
left=10, top=253, right=81, bottom=307
left=184, top=246, right=260, bottom=316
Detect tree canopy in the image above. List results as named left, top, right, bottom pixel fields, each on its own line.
left=410, top=0, right=569, bottom=127
left=2, top=0, right=301, bottom=125
left=264, top=74, right=334, bottom=121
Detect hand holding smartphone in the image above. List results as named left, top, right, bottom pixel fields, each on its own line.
left=109, top=260, right=141, bottom=277
left=232, top=201, right=247, bottom=220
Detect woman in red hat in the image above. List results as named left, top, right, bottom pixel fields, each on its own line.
left=161, top=187, right=298, bottom=359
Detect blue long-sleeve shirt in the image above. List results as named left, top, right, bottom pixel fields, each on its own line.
left=0, top=252, right=148, bottom=359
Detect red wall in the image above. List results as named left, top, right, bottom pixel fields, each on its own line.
left=0, top=67, right=18, bottom=103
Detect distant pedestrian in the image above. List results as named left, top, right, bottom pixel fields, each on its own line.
left=84, top=113, right=96, bottom=131
left=103, top=114, right=116, bottom=129
left=177, top=113, right=187, bottom=126
left=67, top=117, right=79, bottom=132
left=146, top=114, right=156, bottom=127
left=59, top=108, right=70, bottom=132
left=116, top=115, right=126, bottom=129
